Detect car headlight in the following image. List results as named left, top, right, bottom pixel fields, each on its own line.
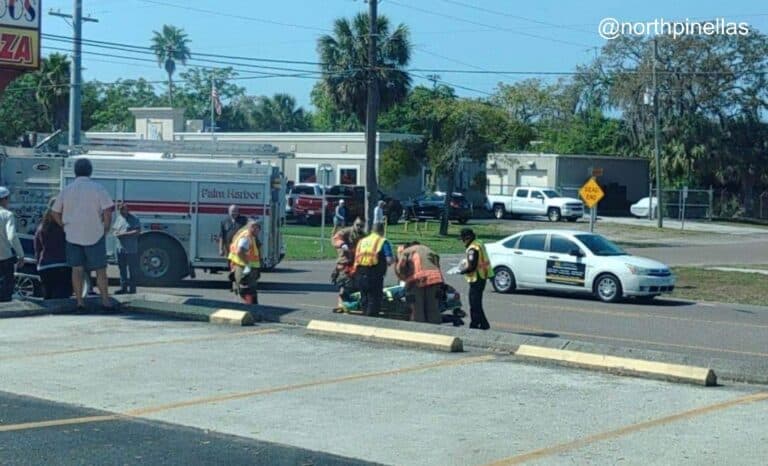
left=625, top=264, right=653, bottom=275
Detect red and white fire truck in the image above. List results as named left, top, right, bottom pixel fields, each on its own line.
left=1, top=140, right=289, bottom=288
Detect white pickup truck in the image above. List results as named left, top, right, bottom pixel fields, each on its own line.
left=486, top=187, right=584, bottom=222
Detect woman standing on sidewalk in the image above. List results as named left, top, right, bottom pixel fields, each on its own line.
left=34, top=199, right=73, bottom=299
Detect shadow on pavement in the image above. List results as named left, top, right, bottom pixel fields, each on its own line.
left=510, top=289, right=695, bottom=307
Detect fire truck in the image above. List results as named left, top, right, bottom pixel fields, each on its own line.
left=1, top=140, right=290, bottom=287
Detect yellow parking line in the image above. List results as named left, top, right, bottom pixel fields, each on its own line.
left=126, top=354, right=495, bottom=416
left=0, top=415, right=119, bottom=433
left=494, top=322, right=768, bottom=359
left=484, top=391, right=768, bottom=465
left=499, top=300, right=768, bottom=330
left=0, top=328, right=278, bottom=362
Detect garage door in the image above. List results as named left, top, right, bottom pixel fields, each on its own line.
left=517, top=169, right=548, bottom=187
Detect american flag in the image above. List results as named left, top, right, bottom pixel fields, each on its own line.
left=211, top=85, right=222, bottom=116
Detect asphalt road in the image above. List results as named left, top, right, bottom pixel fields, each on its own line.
left=139, top=237, right=768, bottom=375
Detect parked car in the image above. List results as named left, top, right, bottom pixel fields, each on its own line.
left=485, top=229, right=675, bottom=303
left=292, top=185, right=402, bottom=226
left=486, top=187, right=584, bottom=222
left=286, top=183, right=325, bottom=217
left=403, top=192, right=471, bottom=224
left=630, top=197, right=658, bottom=218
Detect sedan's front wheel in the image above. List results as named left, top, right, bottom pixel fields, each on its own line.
left=594, top=273, right=623, bottom=303
left=492, top=266, right=516, bottom=293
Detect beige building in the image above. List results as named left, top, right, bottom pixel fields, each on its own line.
left=86, top=108, right=424, bottom=199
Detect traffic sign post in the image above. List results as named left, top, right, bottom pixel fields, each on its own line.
left=579, top=177, right=605, bottom=233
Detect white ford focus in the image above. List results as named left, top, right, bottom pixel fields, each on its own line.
left=485, top=229, right=676, bottom=303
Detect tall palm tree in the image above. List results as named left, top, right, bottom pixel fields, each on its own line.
left=34, top=53, right=71, bottom=131
left=150, top=25, right=191, bottom=106
left=318, top=12, right=411, bottom=223
left=317, top=13, right=411, bottom=124
left=252, top=94, right=309, bottom=131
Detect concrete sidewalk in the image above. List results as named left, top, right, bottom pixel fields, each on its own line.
left=599, top=216, right=768, bottom=235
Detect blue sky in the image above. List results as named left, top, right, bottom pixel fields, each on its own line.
left=41, top=0, right=768, bottom=109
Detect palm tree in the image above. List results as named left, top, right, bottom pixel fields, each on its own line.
left=317, top=12, right=411, bottom=223
left=252, top=94, right=309, bottom=131
left=150, top=25, right=191, bottom=106
left=317, top=13, right=411, bottom=124
left=34, top=53, right=71, bottom=131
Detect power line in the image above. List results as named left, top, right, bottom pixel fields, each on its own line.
left=386, top=0, right=595, bottom=49
left=136, top=0, right=330, bottom=32
left=435, top=0, right=594, bottom=35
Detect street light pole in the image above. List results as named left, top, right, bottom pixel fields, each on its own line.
left=653, top=37, right=663, bottom=228
left=364, top=0, right=379, bottom=230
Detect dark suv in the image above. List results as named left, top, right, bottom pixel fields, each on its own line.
left=403, top=192, right=471, bottom=224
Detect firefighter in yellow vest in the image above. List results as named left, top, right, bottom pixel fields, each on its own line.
left=353, top=222, right=394, bottom=317
left=459, top=228, right=493, bottom=330
left=395, top=241, right=444, bottom=324
left=228, top=219, right=262, bottom=305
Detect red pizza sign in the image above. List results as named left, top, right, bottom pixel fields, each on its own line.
left=0, top=0, right=40, bottom=71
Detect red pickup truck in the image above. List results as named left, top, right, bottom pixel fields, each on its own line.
left=293, top=185, right=402, bottom=226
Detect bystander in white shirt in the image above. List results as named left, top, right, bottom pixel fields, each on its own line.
left=52, top=177, right=114, bottom=246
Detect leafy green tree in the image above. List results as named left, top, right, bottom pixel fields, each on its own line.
left=249, top=93, right=310, bottom=131
left=150, top=25, right=192, bottom=106
left=174, top=67, right=245, bottom=124
left=88, top=79, right=160, bottom=131
left=309, top=82, right=361, bottom=131
left=35, top=53, right=71, bottom=131
left=379, top=141, right=421, bottom=190
left=0, top=73, right=46, bottom=144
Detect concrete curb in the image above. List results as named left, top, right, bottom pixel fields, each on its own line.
left=307, top=320, right=463, bottom=352
left=0, top=294, right=255, bottom=327
left=2, top=293, right=765, bottom=385
left=515, top=345, right=717, bottom=386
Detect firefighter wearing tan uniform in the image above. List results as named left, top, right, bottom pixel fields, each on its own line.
left=228, top=220, right=262, bottom=305
left=459, top=228, right=493, bottom=330
left=396, top=241, right=444, bottom=324
left=331, top=217, right=366, bottom=312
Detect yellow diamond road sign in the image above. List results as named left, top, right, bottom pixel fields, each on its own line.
left=579, top=177, right=604, bottom=208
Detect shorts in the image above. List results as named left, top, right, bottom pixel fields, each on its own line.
left=66, top=236, right=107, bottom=272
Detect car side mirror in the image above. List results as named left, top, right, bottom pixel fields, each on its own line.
left=570, top=248, right=584, bottom=258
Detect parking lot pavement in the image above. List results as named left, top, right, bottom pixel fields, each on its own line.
left=2, top=315, right=767, bottom=465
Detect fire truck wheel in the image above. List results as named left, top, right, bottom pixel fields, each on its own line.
left=137, top=235, right=187, bottom=285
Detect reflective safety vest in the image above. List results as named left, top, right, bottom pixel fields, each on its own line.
left=466, top=240, right=493, bottom=283
left=354, top=232, right=385, bottom=268
left=228, top=228, right=261, bottom=267
left=400, top=245, right=444, bottom=287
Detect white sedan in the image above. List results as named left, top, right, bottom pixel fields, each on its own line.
left=630, top=197, right=658, bottom=218
left=485, top=229, right=676, bottom=303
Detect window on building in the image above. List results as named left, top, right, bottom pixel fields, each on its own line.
left=339, top=167, right=358, bottom=185
left=298, top=167, right=317, bottom=183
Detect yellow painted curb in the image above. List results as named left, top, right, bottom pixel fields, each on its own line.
left=306, top=320, right=463, bottom=352
left=515, top=345, right=717, bottom=386
left=210, top=309, right=255, bottom=326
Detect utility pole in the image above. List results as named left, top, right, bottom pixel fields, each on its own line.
left=50, top=2, right=98, bottom=147
left=364, top=0, right=379, bottom=229
left=653, top=37, right=663, bottom=228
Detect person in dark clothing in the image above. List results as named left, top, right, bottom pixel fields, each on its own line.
left=458, top=228, right=493, bottom=330
left=34, top=199, right=73, bottom=299
left=219, top=205, right=248, bottom=256
left=352, top=222, right=394, bottom=317
left=112, top=202, right=141, bottom=294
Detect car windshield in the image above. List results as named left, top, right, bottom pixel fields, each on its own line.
left=574, top=234, right=627, bottom=256
left=542, top=190, right=561, bottom=198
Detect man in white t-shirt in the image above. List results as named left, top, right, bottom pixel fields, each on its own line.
left=52, top=158, right=115, bottom=311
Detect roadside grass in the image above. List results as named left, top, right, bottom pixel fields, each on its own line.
left=671, top=267, right=768, bottom=306
left=283, top=221, right=508, bottom=260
